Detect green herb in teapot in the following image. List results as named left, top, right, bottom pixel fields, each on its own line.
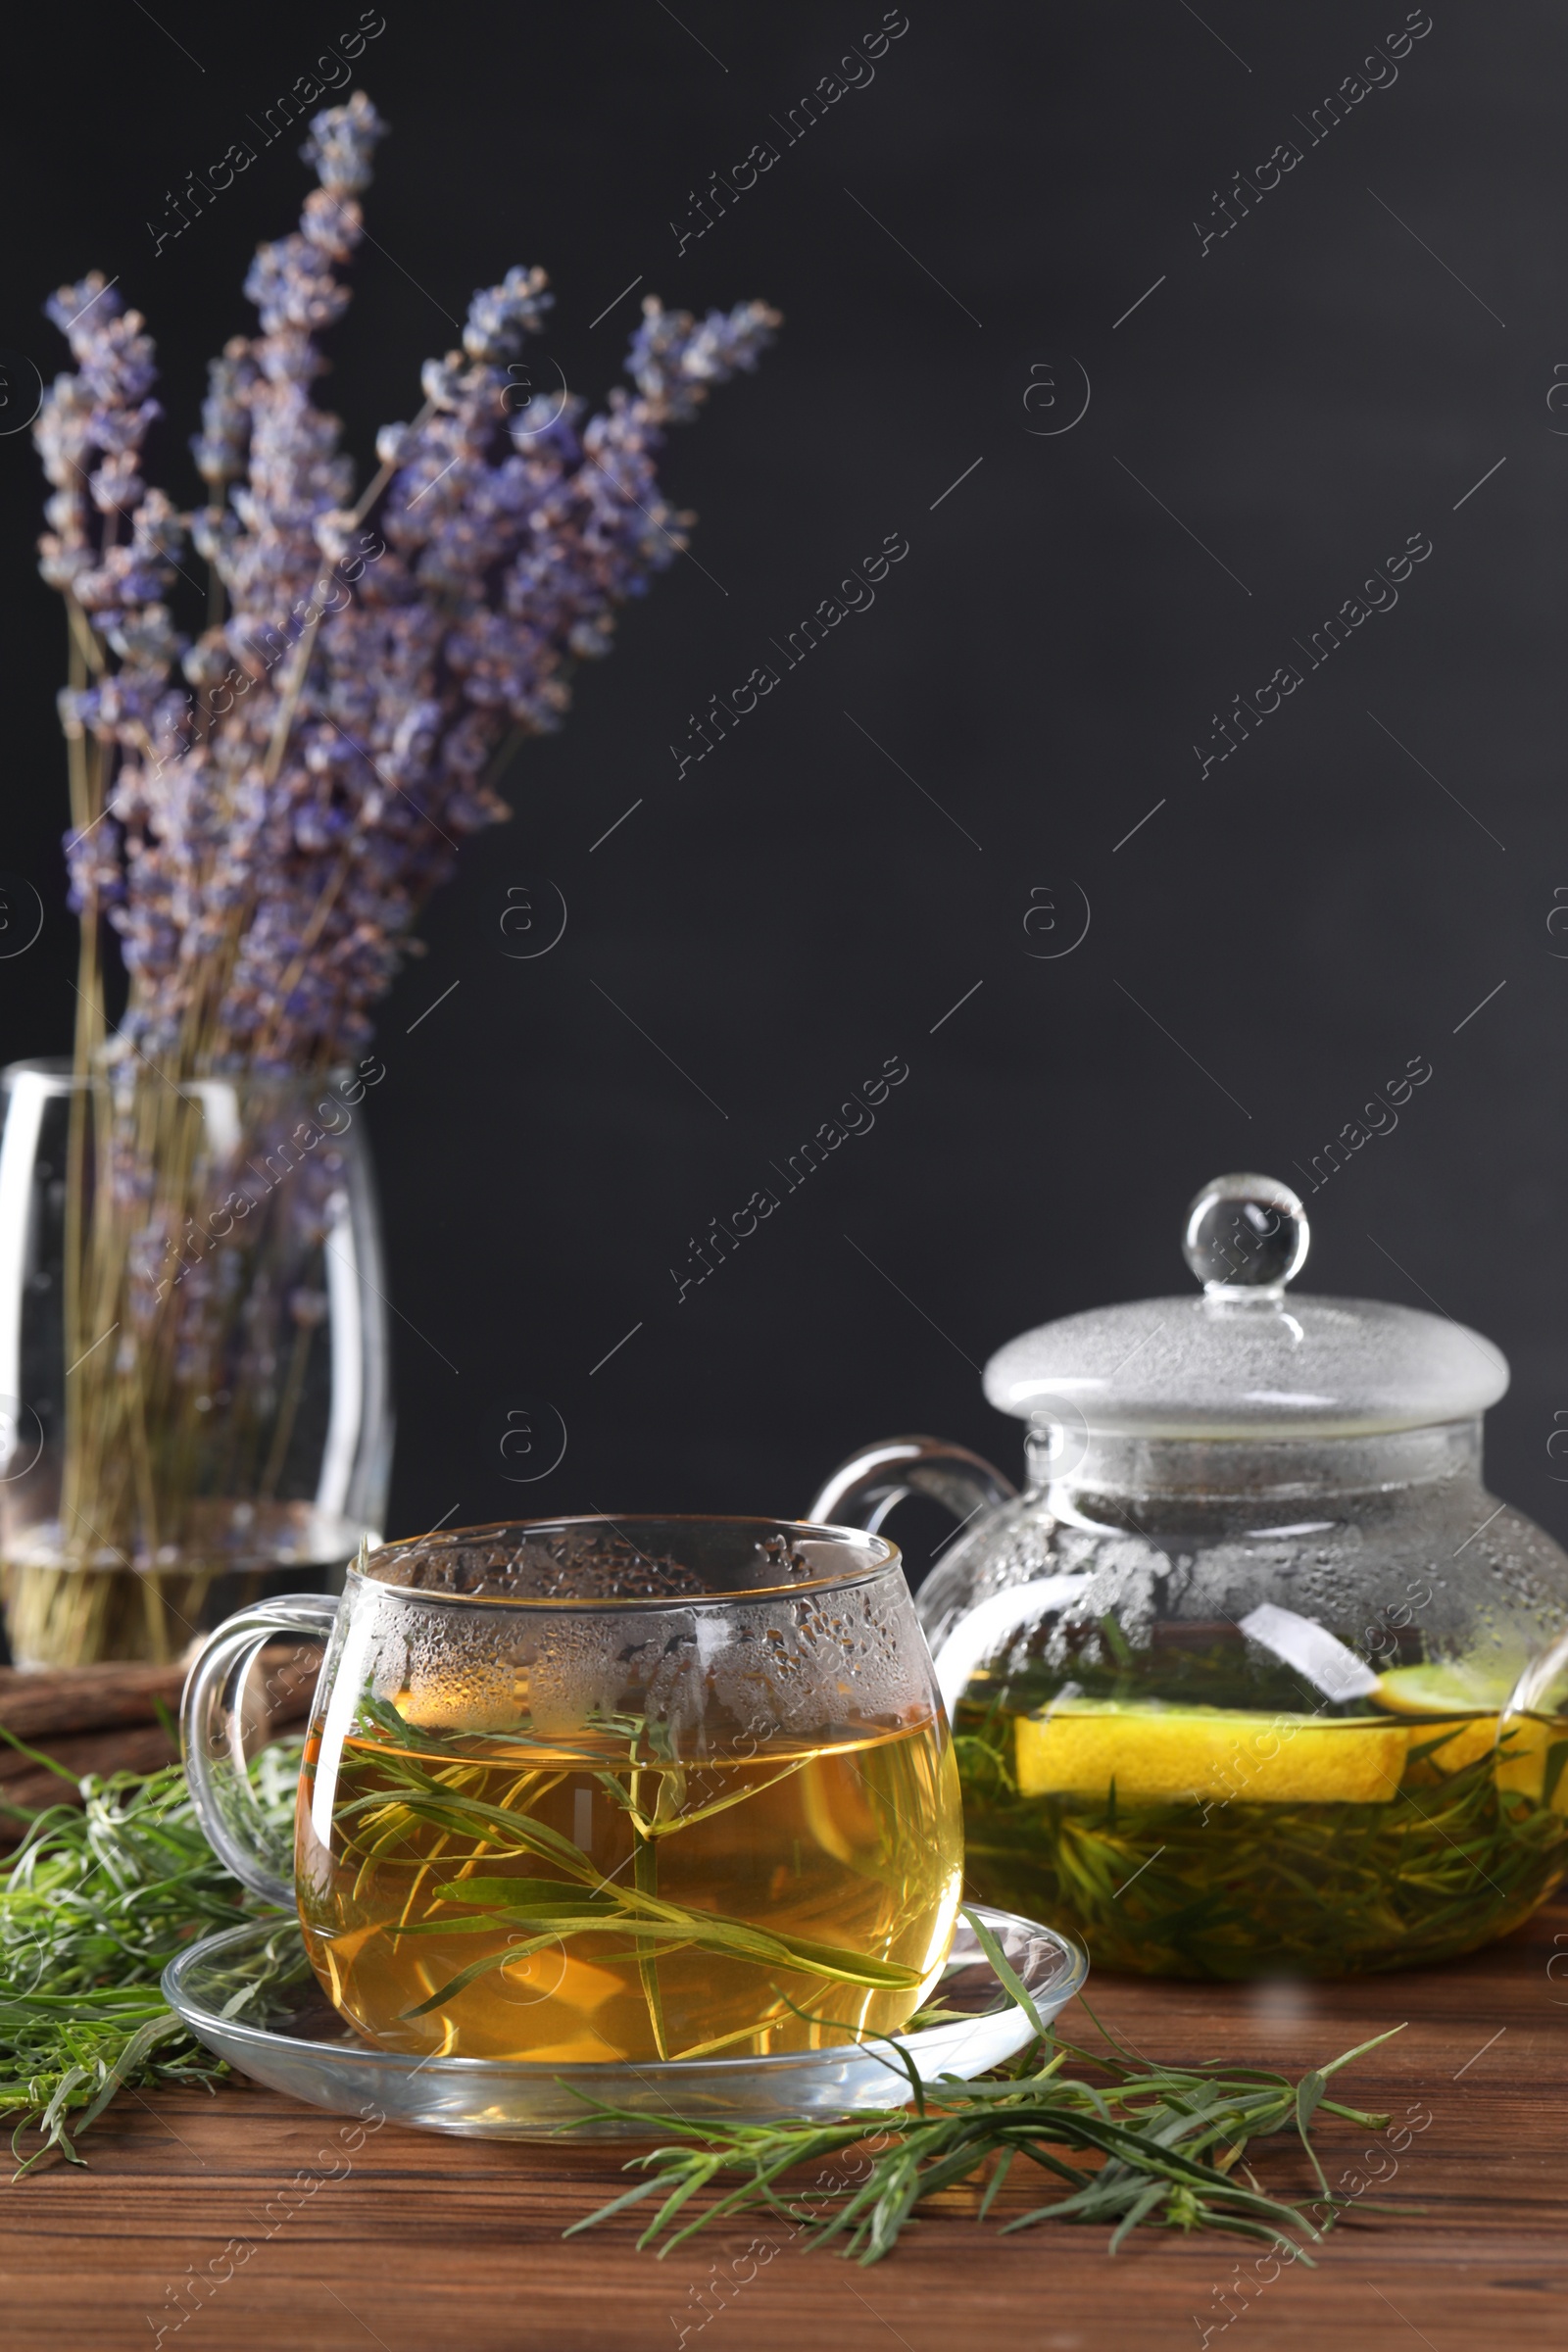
left=954, top=1639, right=1568, bottom=1978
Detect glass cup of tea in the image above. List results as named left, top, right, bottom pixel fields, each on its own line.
left=181, top=1514, right=964, bottom=2065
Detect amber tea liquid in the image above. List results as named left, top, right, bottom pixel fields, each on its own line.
left=296, top=1708, right=961, bottom=2062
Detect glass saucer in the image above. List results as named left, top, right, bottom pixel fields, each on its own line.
left=162, top=1904, right=1087, bottom=2140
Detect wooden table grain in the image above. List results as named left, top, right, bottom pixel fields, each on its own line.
left=4, top=1893, right=1565, bottom=2352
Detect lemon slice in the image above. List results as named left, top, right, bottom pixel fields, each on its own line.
left=1014, top=1700, right=1407, bottom=1805
left=1494, top=1717, right=1567, bottom=1803
left=396, top=1662, right=526, bottom=1734
left=1405, top=1717, right=1496, bottom=1776
left=1372, top=1664, right=1522, bottom=1778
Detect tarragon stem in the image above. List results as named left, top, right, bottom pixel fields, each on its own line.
left=631, top=1818, right=669, bottom=2062
left=563, top=1997, right=1402, bottom=2267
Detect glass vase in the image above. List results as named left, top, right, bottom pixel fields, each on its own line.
left=0, top=1057, right=392, bottom=1668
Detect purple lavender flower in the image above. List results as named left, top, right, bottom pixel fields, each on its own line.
left=36, top=274, right=182, bottom=659
left=35, top=94, right=778, bottom=1077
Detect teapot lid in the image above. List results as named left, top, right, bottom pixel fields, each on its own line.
left=983, top=1172, right=1508, bottom=1440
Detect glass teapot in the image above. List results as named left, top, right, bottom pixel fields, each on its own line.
left=809, top=1173, right=1568, bottom=1980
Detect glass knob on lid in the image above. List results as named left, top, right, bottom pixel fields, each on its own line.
left=982, top=1170, right=1508, bottom=1439
left=1182, top=1172, right=1309, bottom=1298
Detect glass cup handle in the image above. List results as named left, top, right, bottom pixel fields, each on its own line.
left=180, top=1592, right=340, bottom=1906
left=807, top=1433, right=1017, bottom=1538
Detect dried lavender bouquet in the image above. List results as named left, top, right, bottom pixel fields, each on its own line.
left=14, top=92, right=776, bottom=1665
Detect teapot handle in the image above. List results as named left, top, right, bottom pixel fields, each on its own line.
left=807, top=1433, right=1016, bottom=1540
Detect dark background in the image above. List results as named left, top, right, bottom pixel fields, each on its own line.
left=2, top=0, right=1564, bottom=1581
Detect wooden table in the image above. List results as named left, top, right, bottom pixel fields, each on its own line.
left=3, top=1893, right=1565, bottom=2352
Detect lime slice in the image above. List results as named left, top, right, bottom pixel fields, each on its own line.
left=1374, top=1661, right=1517, bottom=1716
left=1014, top=1700, right=1407, bottom=1805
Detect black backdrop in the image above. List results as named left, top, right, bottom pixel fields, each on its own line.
left=3, top=0, right=1565, bottom=1583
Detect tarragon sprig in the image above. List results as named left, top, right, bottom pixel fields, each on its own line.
left=564, top=1912, right=1401, bottom=2265
left=0, top=1734, right=300, bottom=2176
